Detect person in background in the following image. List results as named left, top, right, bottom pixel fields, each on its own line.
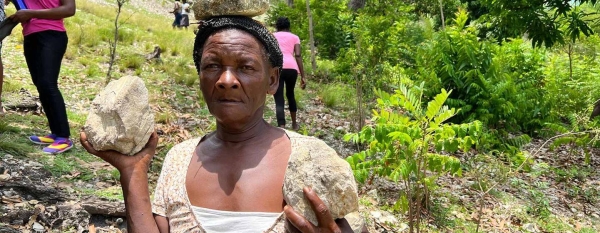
left=273, top=16, right=305, bottom=131
left=180, top=0, right=190, bottom=30
left=8, top=0, right=76, bottom=154
left=170, top=0, right=182, bottom=29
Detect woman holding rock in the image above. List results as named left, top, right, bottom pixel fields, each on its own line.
left=8, top=0, right=76, bottom=154
left=81, top=15, right=364, bottom=233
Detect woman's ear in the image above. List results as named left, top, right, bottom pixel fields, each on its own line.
left=267, top=67, right=280, bottom=95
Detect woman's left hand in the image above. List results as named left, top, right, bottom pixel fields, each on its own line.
left=8, top=10, right=34, bottom=23
left=300, top=77, right=306, bottom=90
left=285, top=187, right=350, bottom=233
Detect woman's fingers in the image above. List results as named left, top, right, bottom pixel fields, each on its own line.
left=304, top=187, right=339, bottom=231
left=284, top=205, right=316, bottom=233
left=79, top=132, right=98, bottom=155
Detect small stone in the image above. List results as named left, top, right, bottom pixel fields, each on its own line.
left=193, top=0, right=270, bottom=20
left=283, top=133, right=359, bottom=227
left=84, top=76, right=155, bottom=155
left=344, top=212, right=364, bottom=233
left=523, top=223, right=538, bottom=232
left=0, top=174, right=10, bottom=181
left=570, top=207, right=577, bottom=213
left=32, top=222, right=44, bottom=232
left=370, top=211, right=381, bottom=219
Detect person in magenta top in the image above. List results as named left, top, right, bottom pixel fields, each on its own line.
left=7, top=0, right=75, bottom=154
left=273, top=17, right=306, bottom=131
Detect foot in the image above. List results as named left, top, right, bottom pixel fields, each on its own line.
left=292, top=122, right=299, bottom=131
left=42, top=138, right=73, bottom=155
left=29, top=134, right=57, bottom=145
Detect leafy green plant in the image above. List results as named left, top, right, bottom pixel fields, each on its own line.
left=345, top=84, right=482, bottom=232
left=546, top=111, right=600, bottom=165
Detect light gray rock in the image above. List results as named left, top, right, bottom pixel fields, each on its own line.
left=83, top=76, right=154, bottom=156
left=283, top=133, right=359, bottom=227
left=192, top=0, right=270, bottom=20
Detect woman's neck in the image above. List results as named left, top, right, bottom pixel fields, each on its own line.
left=214, top=118, right=271, bottom=143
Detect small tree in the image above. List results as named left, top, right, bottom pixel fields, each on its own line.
left=346, top=84, right=482, bottom=233
left=106, top=0, right=128, bottom=83
left=305, top=0, right=317, bottom=72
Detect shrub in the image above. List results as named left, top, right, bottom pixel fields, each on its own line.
left=345, top=84, right=482, bottom=232
left=318, top=83, right=356, bottom=110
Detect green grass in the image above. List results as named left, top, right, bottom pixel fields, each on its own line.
left=318, top=82, right=357, bottom=110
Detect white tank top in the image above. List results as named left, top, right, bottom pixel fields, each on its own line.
left=191, top=205, right=282, bottom=233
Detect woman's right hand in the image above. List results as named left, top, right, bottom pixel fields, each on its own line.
left=80, top=131, right=159, bottom=176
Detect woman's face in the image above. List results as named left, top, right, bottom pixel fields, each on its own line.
left=199, top=29, right=279, bottom=126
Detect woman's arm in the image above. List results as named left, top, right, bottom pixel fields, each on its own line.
left=8, top=0, right=75, bottom=23
left=81, top=132, right=167, bottom=233
left=294, top=44, right=306, bottom=89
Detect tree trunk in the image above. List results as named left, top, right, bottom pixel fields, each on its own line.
left=106, top=0, right=125, bottom=83
left=285, top=0, right=294, bottom=7
left=439, top=0, right=445, bottom=30
left=568, top=43, right=573, bottom=80
left=348, top=0, right=365, bottom=11
left=306, top=0, right=317, bottom=73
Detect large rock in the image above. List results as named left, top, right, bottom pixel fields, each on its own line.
left=192, top=0, right=269, bottom=20
left=83, top=76, right=154, bottom=156
left=283, top=135, right=359, bottom=228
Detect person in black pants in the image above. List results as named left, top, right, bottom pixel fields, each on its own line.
left=273, top=17, right=306, bottom=130
left=8, top=0, right=76, bottom=154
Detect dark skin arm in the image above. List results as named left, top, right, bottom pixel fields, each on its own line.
left=294, top=44, right=306, bottom=89
left=8, top=0, right=75, bottom=23
left=81, top=132, right=169, bottom=233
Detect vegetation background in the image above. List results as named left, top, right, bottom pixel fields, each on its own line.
left=1, top=0, right=600, bottom=232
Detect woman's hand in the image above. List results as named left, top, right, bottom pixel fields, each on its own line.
left=285, top=187, right=351, bottom=233
left=8, top=10, right=34, bottom=23
left=300, top=75, right=306, bottom=90
left=80, top=131, right=159, bottom=175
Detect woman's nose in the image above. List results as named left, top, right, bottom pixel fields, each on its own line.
left=216, top=69, right=240, bottom=89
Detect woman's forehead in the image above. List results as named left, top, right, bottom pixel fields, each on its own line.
left=202, top=29, right=269, bottom=60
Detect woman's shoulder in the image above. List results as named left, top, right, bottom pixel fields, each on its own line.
left=163, top=136, right=202, bottom=165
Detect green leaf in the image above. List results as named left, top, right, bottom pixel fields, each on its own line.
left=426, top=89, right=451, bottom=120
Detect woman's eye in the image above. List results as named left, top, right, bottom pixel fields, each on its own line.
left=241, top=65, right=255, bottom=71
left=203, top=64, right=220, bottom=69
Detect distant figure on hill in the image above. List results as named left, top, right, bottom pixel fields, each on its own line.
left=0, top=0, right=6, bottom=116
left=7, top=0, right=76, bottom=154
left=273, top=16, right=306, bottom=131
left=170, top=0, right=182, bottom=29
left=180, top=0, right=190, bottom=30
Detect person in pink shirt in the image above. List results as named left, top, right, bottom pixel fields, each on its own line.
left=273, top=17, right=306, bottom=130
left=7, top=0, right=75, bottom=154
